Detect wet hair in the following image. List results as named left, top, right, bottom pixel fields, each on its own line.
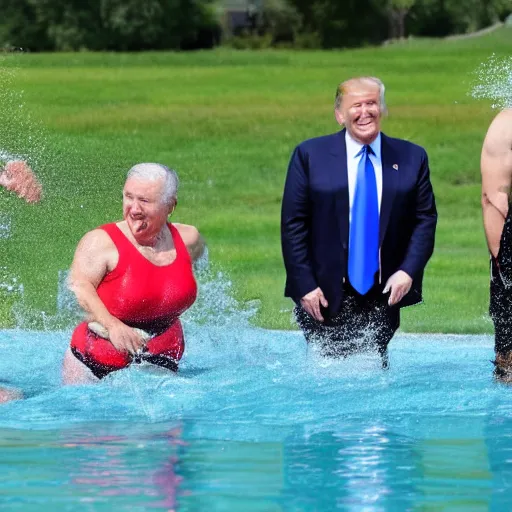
left=126, top=163, right=179, bottom=205
left=334, top=76, right=387, bottom=114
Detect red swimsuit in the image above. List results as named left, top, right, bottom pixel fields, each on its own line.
left=70, top=222, right=197, bottom=378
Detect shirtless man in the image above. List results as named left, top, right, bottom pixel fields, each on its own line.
left=481, top=109, right=512, bottom=379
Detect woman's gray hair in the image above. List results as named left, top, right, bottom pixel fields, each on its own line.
left=334, top=76, right=387, bottom=114
left=126, top=163, right=179, bottom=204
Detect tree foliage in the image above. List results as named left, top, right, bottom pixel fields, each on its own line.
left=0, top=0, right=220, bottom=51
left=288, top=0, right=511, bottom=47
left=259, top=0, right=302, bottom=45
left=387, top=0, right=417, bottom=39
left=0, top=0, right=510, bottom=51
left=408, top=0, right=511, bottom=36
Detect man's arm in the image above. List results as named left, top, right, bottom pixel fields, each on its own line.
left=281, top=145, right=328, bottom=321
left=398, top=149, right=438, bottom=280
left=481, top=110, right=512, bottom=259
left=384, top=149, right=437, bottom=305
left=280, top=145, right=318, bottom=301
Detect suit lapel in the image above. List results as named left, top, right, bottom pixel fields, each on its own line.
left=330, top=130, right=350, bottom=244
left=379, top=133, right=398, bottom=245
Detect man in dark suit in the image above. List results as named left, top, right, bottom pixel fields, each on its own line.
left=281, top=76, right=437, bottom=366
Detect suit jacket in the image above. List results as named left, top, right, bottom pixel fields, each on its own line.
left=281, top=129, right=437, bottom=316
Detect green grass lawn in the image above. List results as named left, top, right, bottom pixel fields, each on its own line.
left=0, top=27, right=510, bottom=332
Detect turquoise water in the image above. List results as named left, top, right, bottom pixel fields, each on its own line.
left=1, top=324, right=511, bottom=511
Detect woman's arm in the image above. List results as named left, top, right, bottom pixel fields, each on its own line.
left=68, top=229, right=144, bottom=354
left=174, top=223, right=206, bottom=263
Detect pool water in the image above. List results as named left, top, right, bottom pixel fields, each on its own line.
left=0, top=323, right=510, bottom=511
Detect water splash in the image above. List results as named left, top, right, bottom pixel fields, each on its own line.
left=0, top=267, right=23, bottom=296
left=0, top=267, right=24, bottom=328
left=6, top=247, right=258, bottom=335
left=6, top=268, right=79, bottom=331
left=0, top=214, right=11, bottom=239
left=471, top=54, right=512, bottom=109
left=184, top=261, right=259, bottom=329
left=0, top=148, right=24, bottom=164
left=0, top=52, right=52, bottom=328
left=0, top=53, right=47, bottom=174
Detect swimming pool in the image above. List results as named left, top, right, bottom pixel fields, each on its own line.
left=1, top=322, right=510, bottom=511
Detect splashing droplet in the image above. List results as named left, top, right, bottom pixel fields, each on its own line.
left=471, top=54, right=512, bottom=109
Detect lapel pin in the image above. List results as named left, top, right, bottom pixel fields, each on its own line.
left=392, top=164, right=399, bottom=171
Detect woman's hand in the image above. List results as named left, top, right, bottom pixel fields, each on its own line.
left=107, top=320, right=146, bottom=355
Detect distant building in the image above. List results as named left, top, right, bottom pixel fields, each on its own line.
left=221, top=0, right=263, bottom=37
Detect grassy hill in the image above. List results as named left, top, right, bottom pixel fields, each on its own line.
left=1, top=27, right=511, bottom=333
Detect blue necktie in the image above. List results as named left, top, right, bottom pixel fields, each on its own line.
left=348, top=145, right=379, bottom=295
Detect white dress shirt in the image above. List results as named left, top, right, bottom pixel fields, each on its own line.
left=346, top=131, right=383, bottom=223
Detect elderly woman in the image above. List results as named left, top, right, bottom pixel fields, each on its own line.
left=62, top=163, right=204, bottom=384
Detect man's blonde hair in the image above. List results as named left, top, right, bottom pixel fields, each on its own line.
left=334, top=76, right=387, bottom=114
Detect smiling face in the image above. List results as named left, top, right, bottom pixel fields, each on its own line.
left=122, top=177, right=174, bottom=244
left=335, top=80, right=382, bottom=145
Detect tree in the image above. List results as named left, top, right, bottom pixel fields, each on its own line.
left=408, top=0, right=511, bottom=36
left=259, top=0, right=302, bottom=44
left=387, top=0, right=416, bottom=39
left=27, top=0, right=104, bottom=51
left=0, top=0, right=220, bottom=51
left=0, top=0, right=51, bottom=50
left=288, top=0, right=388, bottom=48
left=100, top=0, right=167, bottom=51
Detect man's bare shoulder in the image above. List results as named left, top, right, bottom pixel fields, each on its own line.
left=492, top=108, right=512, bottom=124
left=481, top=109, right=512, bottom=180
left=483, top=109, right=512, bottom=151
left=489, top=109, right=512, bottom=133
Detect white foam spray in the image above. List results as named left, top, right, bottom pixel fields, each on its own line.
left=471, top=54, right=512, bottom=109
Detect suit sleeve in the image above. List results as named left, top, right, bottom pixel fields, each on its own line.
left=281, top=145, right=318, bottom=301
left=399, top=149, right=437, bottom=279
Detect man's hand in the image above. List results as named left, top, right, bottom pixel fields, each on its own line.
left=300, top=287, right=328, bottom=322
left=107, top=321, right=145, bottom=355
left=383, top=270, right=412, bottom=306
